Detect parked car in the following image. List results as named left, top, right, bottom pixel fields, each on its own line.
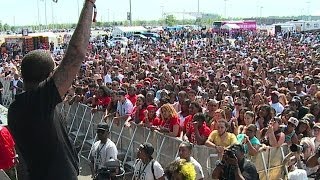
left=107, top=37, right=128, bottom=47
left=142, top=32, right=160, bottom=41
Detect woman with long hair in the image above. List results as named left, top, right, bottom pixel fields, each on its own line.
left=260, top=117, right=285, bottom=147
left=157, top=104, right=181, bottom=137
left=204, top=99, right=220, bottom=125
left=255, top=104, right=273, bottom=131
left=131, top=94, right=148, bottom=124
left=92, top=85, right=111, bottom=113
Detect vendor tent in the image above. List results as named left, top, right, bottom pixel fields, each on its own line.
left=112, top=26, right=147, bottom=37
left=221, top=23, right=240, bottom=30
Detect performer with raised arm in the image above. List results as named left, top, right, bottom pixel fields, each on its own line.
left=7, top=0, right=97, bottom=179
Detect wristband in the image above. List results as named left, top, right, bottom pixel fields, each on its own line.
left=86, top=0, right=97, bottom=22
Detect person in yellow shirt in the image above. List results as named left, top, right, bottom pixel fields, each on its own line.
left=205, top=120, right=238, bottom=154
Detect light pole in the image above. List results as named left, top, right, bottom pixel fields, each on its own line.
left=107, top=9, right=110, bottom=23
left=306, top=1, right=311, bottom=20
left=224, top=0, right=227, bottom=19
left=51, top=0, right=55, bottom=29
left=160, top=5, right=164, bottom=19
left=197, top=0, right=200, bottom=17
left=129, top=0, right=132, bottom=26
left=77, top=0, right=80, bottom=18
left=260, top=6, right=263, bottom=25
left=37, top=0, right=41, bottom=30
left=44, top=0, right=48, bottom=29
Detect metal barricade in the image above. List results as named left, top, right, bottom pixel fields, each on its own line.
left=56, top=102, right=289, bottom=180
left=0, top=77, right=13, bottom=107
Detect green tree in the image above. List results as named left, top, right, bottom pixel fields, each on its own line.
left=3, top=23, right=10, bottom=31
left=165, top=15, right=177, bottom=26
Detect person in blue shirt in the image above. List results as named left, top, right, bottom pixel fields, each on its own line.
left=237, top=124, right=261, bottom=156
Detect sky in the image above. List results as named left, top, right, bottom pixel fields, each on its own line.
left=1, top=0, right=320, bottom=26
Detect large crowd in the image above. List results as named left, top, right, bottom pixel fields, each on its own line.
left=1, top=27, right=320, bottom=179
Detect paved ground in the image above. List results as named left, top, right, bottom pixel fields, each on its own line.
left=78, top=157, right=92, bottom=180
left=78, top=157, right=132, bottom=180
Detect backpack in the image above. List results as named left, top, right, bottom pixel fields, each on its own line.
left=151, top=159, right=156, bottom=180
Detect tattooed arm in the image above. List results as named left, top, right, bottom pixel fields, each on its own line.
left=53, top=0, right=95, bottom=97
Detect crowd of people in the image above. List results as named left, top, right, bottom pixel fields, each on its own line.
left=65, top=27, right=320, bottom=179
left=1, top=9, right=320, bottom=179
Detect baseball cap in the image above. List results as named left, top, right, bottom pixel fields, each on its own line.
left=117, top=90, right=127, bottom=96
left=97, top=122, right=110, bottom=132
left=288, top=117, right=299, bottom=127
left=252, top=58, right=258, bottom=64
left=140, top=143, right=154, bottom=157
left=313, top=123, right=320, bottom=129
left=147, top=105, right=157, bottom=111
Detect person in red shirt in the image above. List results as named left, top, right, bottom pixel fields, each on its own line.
left=144, top=105, right=163, bottom=127
left=158, top=103, right=181, bottom=137
left=92, top=85, right=111, bottom=113
left=125, top=85, right=137, bottom=105
left=131, top=94, right=147, bottom=124
left=183, top=101, right=202, bottom=137
left=184, top=113, right=211, bottom=145
left=0, top=126, right=18, bottom=180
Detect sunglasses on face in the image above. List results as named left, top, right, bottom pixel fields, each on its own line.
left=235, top=103, right=242, bottom=106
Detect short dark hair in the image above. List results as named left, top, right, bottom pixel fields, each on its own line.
left=21, top=50, right=55, bottom=83
left=179, top=141, right=193, bottom=151
left=193, top=113, right=206, bottom=122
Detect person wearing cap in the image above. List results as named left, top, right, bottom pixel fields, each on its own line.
left=144, top=105, right=163, bottom=128
left=270, top=91, right=284, bottom=115
left=212, top=144, right=259, bottom=180
left=90, top=123, right=118, bottom=179
left=283, top=117, right=299, bottom=145
left=133, top=143, right=165, bottom=180
left=114, top=90, right=133, bottom=125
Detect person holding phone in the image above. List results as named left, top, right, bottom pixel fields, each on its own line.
left=212, top=144, right=259, bottom=180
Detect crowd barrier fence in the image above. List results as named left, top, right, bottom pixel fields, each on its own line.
left=0, top=78, right=290, bottom=179
left=0, top=77, right=13, bottom=108
left=57, top=102, right=289, bottom=180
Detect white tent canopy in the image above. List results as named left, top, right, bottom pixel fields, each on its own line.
left=221, top=23, right=240, bottom=30
left=150, top=26, right=164, bottom=32
left=112, top=26, right=147, bottom=37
